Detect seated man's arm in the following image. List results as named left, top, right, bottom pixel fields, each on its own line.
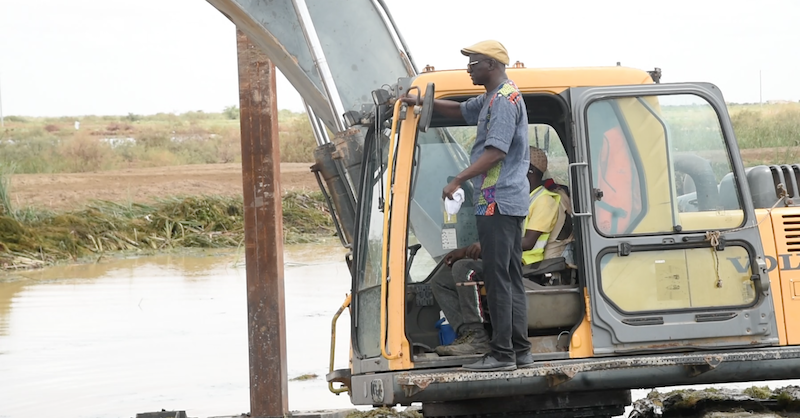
left=521, top=230, right=543, bottom=252
left=522, top=195, right=559, bottom=251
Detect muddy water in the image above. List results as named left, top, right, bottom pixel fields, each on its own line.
left=0, top=244, right=356, bottom=418
left=2, top=244, right=798, bottom=418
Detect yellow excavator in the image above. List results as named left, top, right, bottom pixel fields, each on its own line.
left=205, top=1, right=800, bottom=416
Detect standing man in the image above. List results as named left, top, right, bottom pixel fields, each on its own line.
left=431, top=148, right=559, bottom=361
left=403, top=40, right=531, bottom=371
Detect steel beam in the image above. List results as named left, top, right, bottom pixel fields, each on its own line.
left=236, top=28, right=288, bottom=418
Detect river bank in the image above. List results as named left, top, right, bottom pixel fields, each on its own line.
left=0, top=160, right=335, bottom=271
left=0, top=190, right=334, bottom=271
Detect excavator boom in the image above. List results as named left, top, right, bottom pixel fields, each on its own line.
left=206, top=0, right=416, bottom=134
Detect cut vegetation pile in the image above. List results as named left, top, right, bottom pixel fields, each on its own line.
left=630, top=386, right=800, bottom=417
left=0, top=191, right=334, bottom=270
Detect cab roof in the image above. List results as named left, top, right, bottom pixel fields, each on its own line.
left=412, top=66, right=655, bottom=97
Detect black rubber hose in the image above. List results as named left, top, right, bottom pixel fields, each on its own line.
left=674, top=154, right=720, bottom=211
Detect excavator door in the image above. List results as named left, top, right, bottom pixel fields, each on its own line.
left=567, top=82, right=780, bottom=355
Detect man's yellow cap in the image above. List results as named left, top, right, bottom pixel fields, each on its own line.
left=461, top=40, right=509, bottom=66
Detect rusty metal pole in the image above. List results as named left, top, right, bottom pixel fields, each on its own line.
left=236, top=28, right=289, bottom=418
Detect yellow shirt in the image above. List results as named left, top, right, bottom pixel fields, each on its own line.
left=522, top=186, right=560, bottom=265
left=525, top=189, right=559, bottom=234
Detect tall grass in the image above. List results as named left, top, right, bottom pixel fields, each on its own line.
left=0, top=109, right=320, bottom=174
left=0, top=163, right=14, bottom=218
left=730, top=103, right=800, bottom=149
left=2, top=103, right=798, bottom=176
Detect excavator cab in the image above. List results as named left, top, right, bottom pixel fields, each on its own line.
left=338, top=69, right=800, bottom=412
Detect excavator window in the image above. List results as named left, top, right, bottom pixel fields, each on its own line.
left=402, top=93, right=579, bottom=355
left=352, top=126, right=391, bottom=359
left=586, top=93, right=744, bottom=236
left=404, top=93, right=571, bottom=283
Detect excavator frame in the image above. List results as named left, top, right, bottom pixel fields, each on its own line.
left=202, top=1, right=800, bottom=416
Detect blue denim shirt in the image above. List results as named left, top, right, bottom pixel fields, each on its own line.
left=459, top=80, right=530, bottom=217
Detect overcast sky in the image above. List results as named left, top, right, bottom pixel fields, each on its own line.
left=1, top=0, right=798, bottom=117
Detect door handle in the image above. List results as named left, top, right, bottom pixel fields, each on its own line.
left=754, top=256, right=771, bottom=296
left=568, top=162, right=592, bottom=218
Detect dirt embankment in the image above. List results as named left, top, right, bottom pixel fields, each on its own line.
left=7, top=148, right=799, bottom=212
left=9, top=163, right=319, bottom=211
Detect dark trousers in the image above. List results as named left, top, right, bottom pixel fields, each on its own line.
left=430, top=259, right=485, bottom=336
left=476, top=214, right=530, bottom=362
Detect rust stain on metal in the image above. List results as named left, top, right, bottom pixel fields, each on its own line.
left=237, top=28, right=288, bottom=418
left=401, top=378, right=433, bottom=398
left=331, top=129, right=362, bottom=160
left=642, top=342, right=685, bottom=350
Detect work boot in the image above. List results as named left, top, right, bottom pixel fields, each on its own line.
left=462, top=354, right=516, bottom=372
left=433, top=330, right=472, bottom=355
left=435, top=328, right=490, bottom=356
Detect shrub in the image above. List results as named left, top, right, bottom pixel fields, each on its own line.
left=57, top=132, right=119, bottom=172
left=279, top=113, right=316, bottom=163
left=223, top=105, right=240, bottom=120
left=730, top=104, right=800, bottom=149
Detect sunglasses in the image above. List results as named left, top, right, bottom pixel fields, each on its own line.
left=467, top=59, right=492, bottom=69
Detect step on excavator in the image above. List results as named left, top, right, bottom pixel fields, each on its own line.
left=205, top=1, right=800, bottom=416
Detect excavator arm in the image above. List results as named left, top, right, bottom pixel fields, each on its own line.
left=206, top=0, right=417, bottom=134
left=205, top=0, right=419, bottom=248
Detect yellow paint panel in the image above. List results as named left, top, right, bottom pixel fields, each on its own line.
left=602, top=250, right=688, bottom=311
left=386, top=90, right=433, bottom=370
left=569, top=288, right=594, bottom=359
left=601, top=246, right=754, bottom=313
left=685, top=247, right=755, bottom=308
left=756, top=209, right=786, bottom=346
left=616, top=97, right=673, bottom=235
left=770, top=207, right=800, bottom=345
left=423, top=66, right=654, bottom=98
left=679, top=211, right=744, bottom=231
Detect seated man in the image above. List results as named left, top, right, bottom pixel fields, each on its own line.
left=431, top=147, right=566, bottom=356
left=429, top=243, right=489, bottom=356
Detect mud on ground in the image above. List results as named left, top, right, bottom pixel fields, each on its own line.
left=9, top=162, right=319, bottom=211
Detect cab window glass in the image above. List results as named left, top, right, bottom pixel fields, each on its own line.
left=586, top=101, right=644, bottom=235
left=586, top=94, right=743, bottom=236
left=406, top=123, right=566, bottom=283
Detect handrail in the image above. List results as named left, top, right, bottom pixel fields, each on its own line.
left=328, top=293, right=351, bottom=395
left=379, top=99, right=404, bottom=360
